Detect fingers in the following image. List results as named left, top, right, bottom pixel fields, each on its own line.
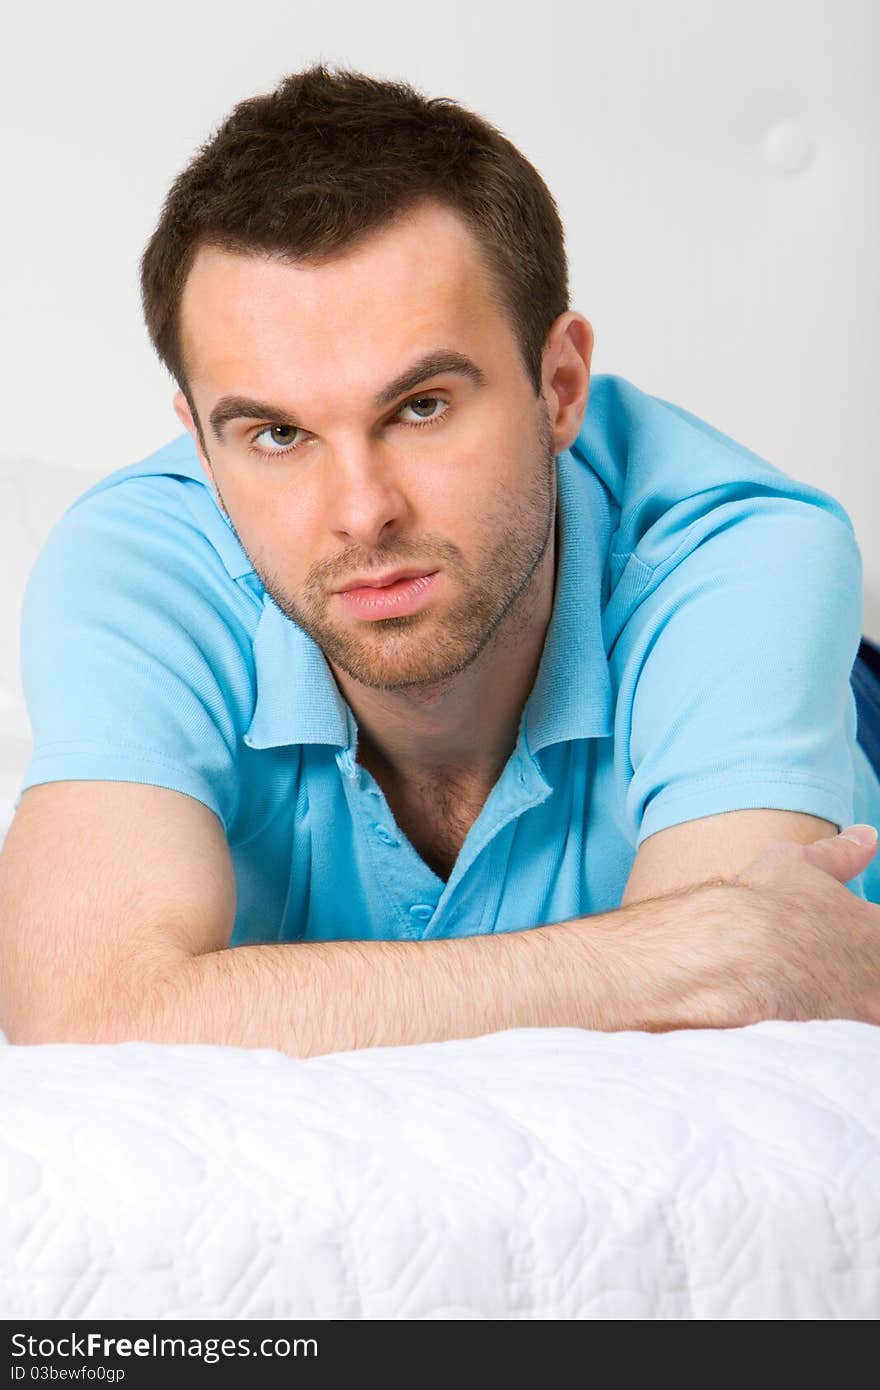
left=799, top=824, right=878, bottom=885
left=838, top=824, right=879, bottom=847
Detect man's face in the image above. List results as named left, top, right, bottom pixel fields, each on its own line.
left=175, top=200, right=565, bottom=692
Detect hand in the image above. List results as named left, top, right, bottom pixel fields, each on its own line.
left=728, top=824, right=880, bottom=1025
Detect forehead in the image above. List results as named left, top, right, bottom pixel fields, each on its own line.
left=179, top=201, right=511, bottom=393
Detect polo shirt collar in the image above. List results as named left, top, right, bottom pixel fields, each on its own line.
left=244, top=598, right=351, bottom=750
left=114, top=434, right=352, bottom=748
left=524, top=444, right=614, bottom=754
left=240, top=444, right=613, bottom=754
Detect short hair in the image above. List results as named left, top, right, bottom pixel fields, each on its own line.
left=139, top=63, right=570, bottom=416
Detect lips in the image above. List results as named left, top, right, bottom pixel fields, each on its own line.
left=335, top=569, right=444, bottom=620
left=336, top=567, right=438, bottom=592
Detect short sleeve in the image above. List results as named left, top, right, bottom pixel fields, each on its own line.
left=617, top=497, right=864, bottom=849
left=16, top=481, right=254, bottom=833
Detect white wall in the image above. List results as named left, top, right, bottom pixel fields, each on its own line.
left=2, top=0, right=877, bottom=630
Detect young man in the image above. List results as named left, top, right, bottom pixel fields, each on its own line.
left=2, top=65, right=879, bottom=1054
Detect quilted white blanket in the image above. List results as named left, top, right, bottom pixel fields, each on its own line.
left=2, top=1020, right=878, bottom=1320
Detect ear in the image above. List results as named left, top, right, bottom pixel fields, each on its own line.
left=173, top=389, right=220, bottom=497
left=542, top=313, right=594, bottom=455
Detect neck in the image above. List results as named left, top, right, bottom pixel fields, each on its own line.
left=331, top=519, right=558, bottom=787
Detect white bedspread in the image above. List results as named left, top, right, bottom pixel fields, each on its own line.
left=2, top=1020, right=879, bottom=1320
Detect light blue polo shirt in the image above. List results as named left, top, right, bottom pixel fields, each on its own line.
left=16, top=373, right=880, bottom=936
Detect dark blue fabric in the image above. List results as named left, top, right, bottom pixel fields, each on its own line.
left=851, top=636, right=880, bottom=780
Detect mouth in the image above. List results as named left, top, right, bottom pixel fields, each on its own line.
left=334, top=569, right=444, bottom=621
left=334, top=567, right=439, bottom=593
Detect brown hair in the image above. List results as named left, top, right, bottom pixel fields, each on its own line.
left=139, top=62, right=570, bottom=428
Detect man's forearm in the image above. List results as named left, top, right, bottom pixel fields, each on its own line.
left=107, top=880, right=748, bottom=1058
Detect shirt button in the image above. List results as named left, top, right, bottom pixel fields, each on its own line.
left=370, top=822, right=399, bottom=847
left=409, top=903, right=435, bottom=921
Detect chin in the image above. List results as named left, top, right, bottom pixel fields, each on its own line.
left=328, top=625, right=474, bottom=690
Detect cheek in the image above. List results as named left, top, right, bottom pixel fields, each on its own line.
left=460, top=445, right=537, bottom=516
left=416, top=436, right=513, bottom=518
left=233, top=494, right=315, bottom=572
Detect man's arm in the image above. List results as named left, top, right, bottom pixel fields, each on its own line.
left=4, top=783, right=752, bottom=1054
left=6, top=782, right=877, bottom=1055
left=99, top=826, right=880, bottom=1057
left=102, top=880, right=750, bottom=1058
left=620, top=809, right=841, bottom=906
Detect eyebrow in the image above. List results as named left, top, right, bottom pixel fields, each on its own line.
left=207, top=348, right=487, bottom=444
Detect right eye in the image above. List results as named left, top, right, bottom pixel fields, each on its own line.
left=249, top=424, right=304, bottom=457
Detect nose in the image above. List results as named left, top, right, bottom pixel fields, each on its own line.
left=325, top=444, right=410, bottom=550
